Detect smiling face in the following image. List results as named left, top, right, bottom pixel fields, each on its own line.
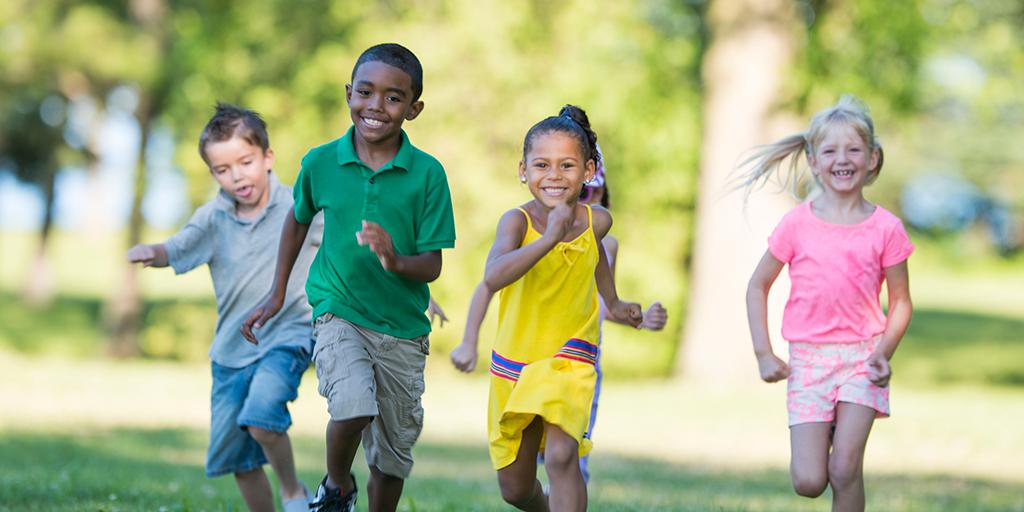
left=205, top=135, right=274, bottom=216
left=519, top=131, right=596, bottom=209
left=808, top=122, right=879, bottom=196
left=345, top=60, right=423, bottom=147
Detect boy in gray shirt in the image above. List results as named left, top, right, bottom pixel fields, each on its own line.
left=128, top=103, right=320, bottom=512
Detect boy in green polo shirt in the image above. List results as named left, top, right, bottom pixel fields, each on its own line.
left=242, top=43, right=455, bottom=512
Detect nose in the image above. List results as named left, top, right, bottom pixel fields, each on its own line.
left=368, top=93, right=384, bottom=111
left=231, top=166, right=242, bottom=182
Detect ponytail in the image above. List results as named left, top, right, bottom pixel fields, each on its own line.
left=733, top=133, right=810, bottom=200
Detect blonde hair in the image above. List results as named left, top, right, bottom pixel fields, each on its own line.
left=734, top=95, right=884, bottom=200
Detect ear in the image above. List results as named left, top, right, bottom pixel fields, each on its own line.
left=405, top=100, right=425, bottom=121
left=263, top=147, right=276, bottom=168
left=869, top=147, right=881, bottom=174
left=583, top=158, right=596, bottom=183
left=344, top=83, right=353, bottom=103
left=518, top=160, right=527, bottom=183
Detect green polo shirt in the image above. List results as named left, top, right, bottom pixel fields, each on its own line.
left=293, top=126, right=456, bottom=339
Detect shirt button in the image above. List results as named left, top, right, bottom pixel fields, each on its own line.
left=369, top=178, right=375, bottom=184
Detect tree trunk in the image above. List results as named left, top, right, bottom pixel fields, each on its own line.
left=23, top=166, right=56, bottom=307
left=104, top=0, right=171, bottom=358
left=678, top=0, right=801, bottom=386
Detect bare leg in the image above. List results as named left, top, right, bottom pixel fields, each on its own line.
left=234, top=467, right=274, bottom=512
left=367, top=465, right=405, bottom=512
left=542, top=422, right=586, bottom=512
left=497, top=417, right=550, bottom=512
left=326, top=416, right=373, bottom=494
left=829, top=402, right=876, bottom=512
left=789, top=422, right=832, bottom=498
left=248, top=427, right=305, bottom=500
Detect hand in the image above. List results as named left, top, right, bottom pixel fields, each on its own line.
left=609, top=300, right=643, bottom=328
left=356, top=220, right=398, bottom=271
left=639, top=301, right=667, bottom=331
left=866, top=351, right=891, bottom=387
left=428, top=300, right=449, bottom=328
left=127, top=244, right=158, bottom=267
left=756, top=352, right=791, bottom=383
left=543, top=203, right=574, bottom=242
left=450, top=341, right=478, bottom=373
left=241, top=296, right=284, bottom=345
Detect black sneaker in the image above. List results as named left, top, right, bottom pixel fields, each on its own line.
left=309, top=473, right=357, bottom=512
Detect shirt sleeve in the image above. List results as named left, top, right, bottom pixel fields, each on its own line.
left=293, top=156, right=318, bottom=225
left=881, top=218, right=915, bottom=268
left=415, top=164, right=456, bottom=253
left=164, top=207, right=214, bottom=275
left=767, top=214, right=795, bottom=263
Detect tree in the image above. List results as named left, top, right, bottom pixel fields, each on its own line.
left=678, top=0, right=802, bottom=385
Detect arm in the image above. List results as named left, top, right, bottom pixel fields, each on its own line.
left=483, top=206, right=568, bottom=291
left=592, top=208, right=642, bottom=327
left=127, top=243, right=169, bottom=268
left=357, top=220, right=442, bottom=282
left=599, top=235, right=668, bottom=330
left=746, top=250, right=789, bottom=383
left=241, top=214, right=310, bottom=343
left=450, top=282, right=495, bottom=372
left=866, top=261, right=912, bottom=387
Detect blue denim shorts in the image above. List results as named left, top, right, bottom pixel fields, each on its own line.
left=206, top=343, right=311, bottom=477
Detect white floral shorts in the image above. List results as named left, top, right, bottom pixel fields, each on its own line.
left=787, top=337, right=890, bottom=426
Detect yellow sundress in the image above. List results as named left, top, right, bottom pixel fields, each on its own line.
left=487, top=204, right=601, bottom=470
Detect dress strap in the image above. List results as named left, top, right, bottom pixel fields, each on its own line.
left=584, top=204, right=594, bottom=236
left=515, top=207, right=533, bottom=232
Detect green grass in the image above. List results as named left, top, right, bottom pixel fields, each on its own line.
left=1, top=427, right=1021, bottom=512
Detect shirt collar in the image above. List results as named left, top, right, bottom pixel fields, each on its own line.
left=336, top=125, right=413, bottom=173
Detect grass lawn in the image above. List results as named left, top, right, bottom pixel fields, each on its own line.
left=1, top=351, right=1023, bottom=511
left=2, top=231, right=1024, bottom=510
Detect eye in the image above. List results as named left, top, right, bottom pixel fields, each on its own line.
left=357, top=89, right=370, bottom=96
left=535, top=162, right=548, bottom=169
left=387, top=95, right=401, bottom=103
left=242, top=160, right=253, bottom=165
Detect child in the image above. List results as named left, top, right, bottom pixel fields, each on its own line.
left=481, top=105, right=642, bottom=511
left=743, top=95, right=913, bottom=511
left=241, top=43, right=455, bottom=512
left=127, top=103, right=317, bottom=512
left=449, top=147, right=668, bottom=485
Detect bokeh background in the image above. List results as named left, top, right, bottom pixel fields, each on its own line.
left=1, top=0, right=1022, bottom=510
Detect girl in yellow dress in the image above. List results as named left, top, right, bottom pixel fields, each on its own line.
left=483, top=105, right=643, bottom=512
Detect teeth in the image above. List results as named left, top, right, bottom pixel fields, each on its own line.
left=363, top=118, right=384, bottom=128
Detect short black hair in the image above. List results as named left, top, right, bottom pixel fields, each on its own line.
left=198, top=103, right=269, bottom=164
left=352, top=43, right=424, bottom=101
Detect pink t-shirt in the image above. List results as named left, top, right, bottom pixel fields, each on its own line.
left=768, top=202, right=914, bottom=343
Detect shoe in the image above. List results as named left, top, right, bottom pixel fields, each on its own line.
left=309, top=473, right=357, bottom=512
left=282, top=483, right=311, bottom=512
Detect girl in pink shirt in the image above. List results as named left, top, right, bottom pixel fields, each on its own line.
left=743, top=95, right=914, bottom=512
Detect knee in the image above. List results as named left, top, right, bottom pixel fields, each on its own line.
left=247, top=426, right=283, bottom=445
left=791, top=472, right=828, bottom=498
left=828, top=454, right=862, bottom=490
left=499, top=480, right=537, bottom=508
left=330, top=416, right=373, bottom=438
left=542, top=438, right=578, bottom=472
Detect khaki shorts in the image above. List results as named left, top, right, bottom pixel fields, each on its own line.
left=312, top=313, right=429, bottom=478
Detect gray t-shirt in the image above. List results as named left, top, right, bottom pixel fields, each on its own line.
left=165, top=173, right=322, bottom=368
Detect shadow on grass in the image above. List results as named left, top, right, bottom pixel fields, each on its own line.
left=1, top=427, right=1021, bottom=511
left=898, top=308, right=1024, bottom=387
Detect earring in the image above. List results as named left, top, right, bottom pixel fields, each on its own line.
left=520, top=177, right=527, bottom=184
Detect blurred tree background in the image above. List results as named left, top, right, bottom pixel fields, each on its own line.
left=1, top=0, right=1021, bottom=377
